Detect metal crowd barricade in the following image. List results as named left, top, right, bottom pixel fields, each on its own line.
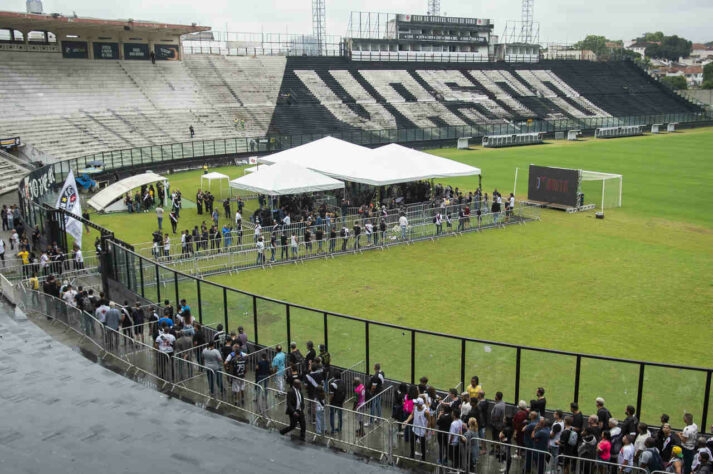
left=390, top=422, right=472, bottom=472
left=215, top=370, right=268, bottom=424
left=263, top=386, right=392, bottom=461
left=556, top=455, right=647, bottom=474
left=362, top=385, right=394, bottom=425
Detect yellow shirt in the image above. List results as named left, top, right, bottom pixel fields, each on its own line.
left=17, top=251, right=29, bottom=265
left=466, top=384, right=482, bottom=401
left=29, top=277, right=39, bottom=290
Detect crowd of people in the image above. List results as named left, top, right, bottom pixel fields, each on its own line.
left=124, top=182, right=166, bottom=213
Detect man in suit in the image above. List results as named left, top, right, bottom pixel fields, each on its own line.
left=279, top=379, right=306, bottom=440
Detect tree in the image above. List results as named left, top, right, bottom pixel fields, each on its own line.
left=660, top=75, right=687, bottom=90
left=704, top=63, right=713, bottom=83
left=573, top=35, right=609, bottom=57
left=645, top=35, right=692, bottom=61
left=637, top=32, right=665, bottom=43
left=702, top=80, right=713, bottom=90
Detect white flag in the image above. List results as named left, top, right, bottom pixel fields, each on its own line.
left=55, top=170, right=83, bottom=247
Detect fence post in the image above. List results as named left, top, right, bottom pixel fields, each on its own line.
left=323, top=312, right=328, bottom=352
left=173, top=272, right=179, bottom=307
left=410, top=330, right=416, bottom=384
left=139, top=256, right=144, bottom=298
left=514, top=347, right=521, bottom=404
left=365, top=321, right=369, bottom=373
left=196, top=279, right=203, bottom=324
left=252, top=295, right=258, bottom=345
left=286, top=304, right=291, bottom=345
left=636, top=363, right=645, bottom=418
left=155, top=263, right=161, bottom=302
left=460, top=338, right=466, bottom=390
left=223, top=287, right=229, bottom=333
left=574, top=355, right=581, bottom=404
left=702, top=371, right=712, bottom=432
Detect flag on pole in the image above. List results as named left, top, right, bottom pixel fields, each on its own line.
left=55, top=170, right=83, bottom=247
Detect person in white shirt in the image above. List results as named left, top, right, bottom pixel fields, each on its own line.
left=448, top=412, right=465, bottom=465
left=235, top=210, right=242, bottom=225
left=282, top=214, right=291, bottom=226
left=692, top=438, right=712, bottom=472
left=633, top=423, right=651, bottom=459
left=163, top=234, right=170, bottom=258
left=74, top=248, right=84, bottom=270
left=364, top=221, right=373, bottom=245
left=62, top=285, right=78, bottom=307
left=255, top=237, right=265, bottom=265
left=398, top=214, right=408, bottom=240
left=10, top=230, right=19, bottom=250
left=155, top=206, right=164, bottom=231
left=290, top=233, right=298, bottom=259
left=681, top=414, right=698, bottom=471
left=435, top=212, right=443, bottom=235
left=254, top=224, right=262, bottom=242
left=618, top=434, right=635, bottom=473
left=0, top=238, right=5, bottom=267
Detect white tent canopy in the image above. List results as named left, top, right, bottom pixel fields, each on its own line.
left=200, top=172, right=229, bottom=196
left=229, top=161, right=344, bottom=196
left=87, top=172, right=167, bottom=212
left=244, top=165, right=269, bottom=174
left=260, top=136, right=480, bottom=186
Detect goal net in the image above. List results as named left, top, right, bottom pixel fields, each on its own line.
left=578, top=170, right=622, bottom=210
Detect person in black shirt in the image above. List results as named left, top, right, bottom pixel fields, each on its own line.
left=304, top=228, right=312, bottom=254
left=368, top=363, right=385, bottom=422
left=353, top=222, right=361, bottom=249
left=595, top=397, right=611, bottom=429
left=570, top=402, right=585, bottom=434
left=329, top=371, right=346, bottom=434
left=530, top=387, right=546, bottom=417
left=223, top=198, right=231, bottom=219
left=304, top=341, right=316, bottom=372
left=315, top=227, right=324, bottom=252
left=621, top=405, right=639, bottom=439
left=329, top=228, right=336, bottom=253
left=436, top=406, right=452, bottom=465
left=417, top=376, right=429, bottom=395
left=280, top=233, right=288, bottom=260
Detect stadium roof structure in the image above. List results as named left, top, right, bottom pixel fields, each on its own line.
left=0, top=11, right=210, bottom=35
left=229, top=161, right=344, bottom=196
left=87, top=172, right=167, bottom=211
left=260, top=136, right=480, bottom=186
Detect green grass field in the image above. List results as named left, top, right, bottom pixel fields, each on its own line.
left=96, top=128, right=713, bottom=426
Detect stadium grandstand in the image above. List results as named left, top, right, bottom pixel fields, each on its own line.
left=0, top=8, right=705, bottom=169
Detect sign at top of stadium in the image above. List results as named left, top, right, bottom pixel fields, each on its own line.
left=399, top=15, right=489, bottom=26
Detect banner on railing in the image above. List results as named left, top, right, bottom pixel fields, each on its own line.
left=55, top=170, right=83, bottom=246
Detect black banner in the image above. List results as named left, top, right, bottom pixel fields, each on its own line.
left=20, top=165, right=57, bottom=202
left=527, top=165, right=579, bottom=207
left=93, top=42, right=119, bottom=59
left=61, top=41, right=88, bottom=59
left=123, top=43, right=149, bottom=60
left=154, top=44, right=179, bottom=60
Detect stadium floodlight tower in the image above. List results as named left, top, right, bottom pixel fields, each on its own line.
left=427, top=0, right=441, bottom=16
left=520, top=0, right=535, bottom=43
left=312, top=0, right=326, bottom=55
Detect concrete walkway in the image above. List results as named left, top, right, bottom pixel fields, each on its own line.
left=0, top=302, right=394, bottom=474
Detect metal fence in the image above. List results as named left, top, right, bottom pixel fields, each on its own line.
left=100, top=235, right=713, bottom=431
left=132, top=203, right=534, bottom=277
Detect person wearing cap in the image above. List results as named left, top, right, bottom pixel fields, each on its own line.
left=668, top=446, right=684, bottom=474
left=403, top=396, right=431, bottom=460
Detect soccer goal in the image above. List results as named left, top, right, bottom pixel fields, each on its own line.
left=578, top=170, right=622, bottom=211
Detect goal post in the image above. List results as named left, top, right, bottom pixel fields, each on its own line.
left=578, top=170, right=622, bottom=211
